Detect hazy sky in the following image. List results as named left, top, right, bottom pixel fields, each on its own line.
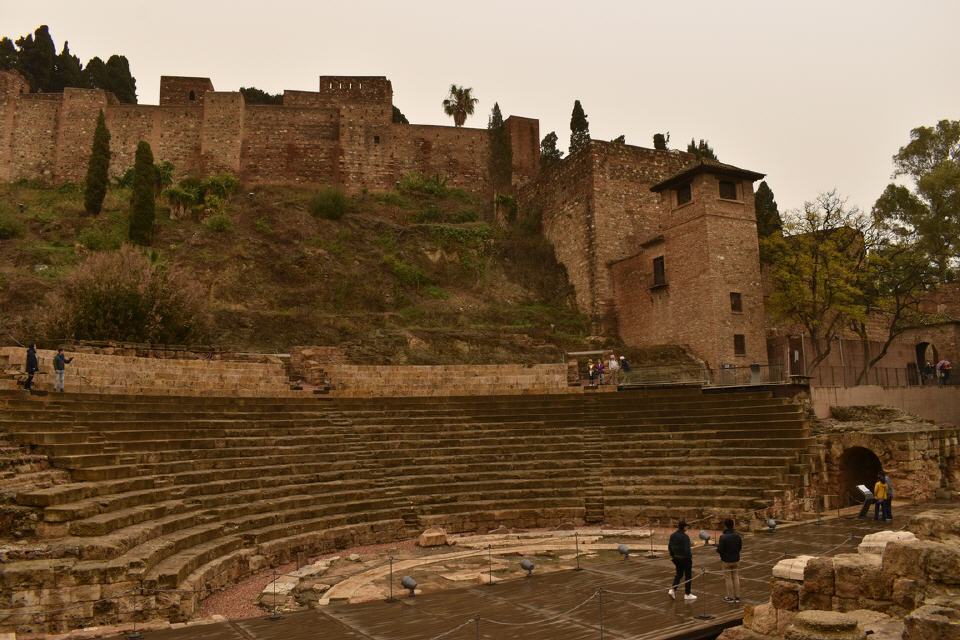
left=5, top=1, right=959, bottom=212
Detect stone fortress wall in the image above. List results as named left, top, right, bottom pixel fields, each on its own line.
left=0, top=71, right=540, bottom=193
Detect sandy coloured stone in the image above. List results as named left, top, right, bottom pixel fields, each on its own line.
left=903, top=604, right=960, bottom=640
left=418, top=527, right=449, bottom=547
left=803, top=556, right=836, bottom=596
left=771, top=579, right=801, bottom=611
left=784, top=610, right=866, bottom=640
left=857, top=531, right=917, bottom=556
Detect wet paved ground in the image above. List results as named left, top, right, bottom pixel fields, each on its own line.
left=132, top=511, right=912, bottom=640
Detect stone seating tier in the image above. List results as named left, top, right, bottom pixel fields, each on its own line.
left=0, top=387, right=810, bottom=634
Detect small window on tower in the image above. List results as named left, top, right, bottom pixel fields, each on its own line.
left=652, top=256, right=666, bottom=287
left=373, top=135, right=381, bottom=144
left=730, top=292, right=743, bottom=312
left=188, top=90, right=196, bottom=102
left=676, top=183, right=692, bottom=206
left=734, top=334, right=746, bottom=356
left=719, top=180, right=738, bottom=200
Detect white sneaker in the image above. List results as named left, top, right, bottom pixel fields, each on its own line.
left=667, top=589, right=675, bottom=599
left=684, top=593, right=698, bottom=601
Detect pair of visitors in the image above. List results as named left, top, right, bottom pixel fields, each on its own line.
left=936, top=359, right=952, bottom=386
left=667, top=518, right=744, bottom=604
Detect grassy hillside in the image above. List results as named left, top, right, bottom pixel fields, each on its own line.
left=0, top=176, right=599, bottom=363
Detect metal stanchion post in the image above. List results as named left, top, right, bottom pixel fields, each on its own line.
left=269, top=570, right=281, bottom=620
left=598, top=589, right=604, bottom=640
left=646, top=524, right=657, bottom=558
left=474, top=614, right=481, bottom=640
left=487, top=546, right=494, bottom=586
left=127, top=582, right=144, bottom=640
left=386, top=556, right=396, bottom=602
left=694, top=569, right=714, bottom=621
left=575, top=532, right=582, bottom=571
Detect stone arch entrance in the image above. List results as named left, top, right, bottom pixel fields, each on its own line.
left=916, top=342, right=939, bottom=383
left=838, top=446, right=882, bottom=505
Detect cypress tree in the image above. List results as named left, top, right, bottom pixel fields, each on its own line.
left=754, top=181, right=783, bottom=237
left=83, top=110, right=111, bottom=215
left=569, top=100, right=590, bottom=155
left=487, top=102, right=512, bottom=189
left=540, top=131, right=564, bottom=169
left=687, top=138, right=718, bottom=161
left=51, top=41, right=84, bottom=92
left=15, top=25, right=56, bottom=92
left=0, top=37, right=17, bottom=71
left=128, top=141, right=156, bottom=245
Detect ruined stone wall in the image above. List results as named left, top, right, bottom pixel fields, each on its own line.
left=505, top=115, right=540, bottom=185
left=0, top=71, right=28, bottom=181
left=54, top=89, right=111, bottom=183
left=9, top=93, right=61, bottom=181
left=159, top=76, right=214, bottom=106
left=240, top=105, right=339, bottom=183
left=1, top=72, right=539, bottom=192
left=518, top=148, right=596, bottom=315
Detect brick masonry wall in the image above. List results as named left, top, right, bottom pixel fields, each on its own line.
left=54, top=89, right=110, bottom=183
left=201, top=92, right=244, bottom=173
left=0, top=71, right=29, bottom=181
left=159, top=76, right=214, bottom=106
left=240, top=105, right=339, bottom=183
left=9, top=93, right=61, bottom=181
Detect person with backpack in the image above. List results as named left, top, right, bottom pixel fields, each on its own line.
left=667, top=520, right=696, bottom=601
left=52, top=348, right=74, bottom=393
left=716, top=518, right=743, bottom=603
left=872, top=472, right=889, bottom=521
left=23, top=343, right=38, bottom=391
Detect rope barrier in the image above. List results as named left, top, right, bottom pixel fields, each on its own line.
left=480, top=590, right=598, bottom=626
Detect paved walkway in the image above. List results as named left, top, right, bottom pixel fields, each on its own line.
left=130, top=512, right=909, bottom=640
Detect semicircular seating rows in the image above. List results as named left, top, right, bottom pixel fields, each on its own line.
left=0, top=386, right=811, bottom=634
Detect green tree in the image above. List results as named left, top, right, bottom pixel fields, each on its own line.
left=83, top=110, right=111, bottom=215
left=487, top=102, right=512, bottom=190
left=540, top=131, right=563, bottom=169
left=653, top=132, right=670, bottom=150
left=687, top=138, right=718, bottom=161
left=15, top=25, right=56, bottom=91
left=239, top=86, right=282, bottom=104
left=873, top=119, right=960, bottom=276
left=442, top=85, right=478, bottom=127
left=611, top=134, right=625, bottom=144
left=0, top=37, right=18, bottom=71
left=103, top=55, right=137, bottom=103
left=82, top=56, right=107, bottom=91
left=128, top=141, right=156, bottom=245
left=569, top=100, right=590, bottom=154
left=51, top=41, right=83, bottom=92
left=762, top=191, right=872, bottom=371
left=392, top=105, right=409, bottom=124
left=754, top=181, right=783, bottom=238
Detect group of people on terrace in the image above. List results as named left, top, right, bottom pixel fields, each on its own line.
left=586, top=353, right=631, bottom=386
left=922, top=358, right=953, bottom=386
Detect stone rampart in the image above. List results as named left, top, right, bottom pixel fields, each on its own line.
left=0, top=70, right=536, bottom=193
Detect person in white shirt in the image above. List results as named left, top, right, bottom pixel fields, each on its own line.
left=607, top=354, right=620, bottom=385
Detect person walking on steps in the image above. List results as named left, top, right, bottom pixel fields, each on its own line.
left=668, top=520, right=696, bottom=601
left=53, top=348, right=73, bottom=393
left=24, top=343, right=38, bottom=392
left=717, top=518, right=742, bottom=603
left=873, top=472, right=889, bottom=521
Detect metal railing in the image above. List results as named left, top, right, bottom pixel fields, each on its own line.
left=808, top=365, right=922, bottom=388
left=619, top=365, right=708, bottom=387
left=708, top=364, right=789, bottom=387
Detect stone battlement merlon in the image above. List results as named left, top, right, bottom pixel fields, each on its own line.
left=159, top=75, right=215, bottom=106
left=317, top=75, right=392, bottom=103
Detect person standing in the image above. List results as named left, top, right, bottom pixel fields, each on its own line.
left=23, top=343, right=38, bottom=391
left=936, top=359, right=953, bottom=386
left=607, top=353, right=620, bottom=385
left=596, top=359, right=605, bottom=385
left=667, top=520, right=696, bottom=601
left=882, top=472, right=894, bottom=521
left=872, top=473, right=889, bottom=521
left=717, top=518, right=742, bottom=603
left=52, top=348, right=73, bottom=393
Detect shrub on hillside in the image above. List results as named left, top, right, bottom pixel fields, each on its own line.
left=398, top=171, right=449, bottom=196
left=203, top=213, right=232, bottom=233
left=0, top=212, right=23, bottom=239
left=49, top=245, right=210, bottom=343
left=309, top=188, right=348, bottom=220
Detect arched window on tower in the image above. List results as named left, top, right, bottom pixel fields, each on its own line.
left=189, top=90, right=196, bottom=102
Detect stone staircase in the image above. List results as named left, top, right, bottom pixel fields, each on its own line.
left=0, top=386, right=810, bottom=634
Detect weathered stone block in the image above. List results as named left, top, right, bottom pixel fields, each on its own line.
left=858, top=530, right=917, bottom=556
left=892, top=577, right=924, bottom=611
left=799, top=587, right=833, bottom=611
left=418, top=527, right=449, bottom=547
left=925, top=541, right=960, bottom=585
left=903, top=604, right=960, bottom=640
left=881, top=541, right=937, bottom=582
left=803, top=556, right=836, bottom=596
left=745, top=602, right=778, bottom=635
left=833, top=553, right=885, bottom=600
left=771, top=579, right=800, bottom=611
left=784, top=610, right=866, bottom=640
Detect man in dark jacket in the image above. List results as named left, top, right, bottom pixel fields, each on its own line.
left=716, top=518, right=743, bottom=603
left=667, top=520, right=696, bottom=600
left=24, top=343, right=38, bottom=391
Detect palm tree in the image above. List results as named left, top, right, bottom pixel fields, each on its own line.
left=442, top=85, right=478, bottom=127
